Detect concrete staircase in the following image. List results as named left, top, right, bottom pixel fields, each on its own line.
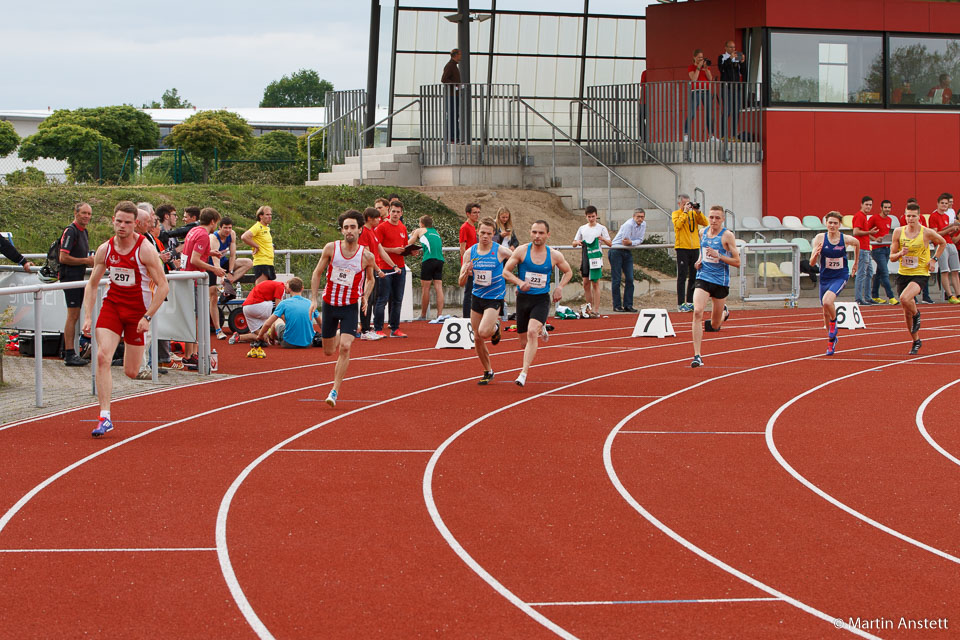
left=521, top=145, right=673, bottom=240
left=305, top=146, right=421, bottom=187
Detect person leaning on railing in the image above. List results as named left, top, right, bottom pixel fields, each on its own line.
left=684, top=49, right=717, bottom=142
left=0, top=234, right=34, bottom=272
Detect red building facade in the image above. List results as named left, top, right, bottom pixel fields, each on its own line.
left=646, top=0, right=960, bottom=218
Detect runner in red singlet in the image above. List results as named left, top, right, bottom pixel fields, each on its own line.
left=82, top=201, right=169, bottom=438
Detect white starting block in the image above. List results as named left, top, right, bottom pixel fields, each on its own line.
left=834, top=302, right=866, bottom=330
left=631, top=308, right=676, bottom=338
left=434, top=317, right=475, bottom=349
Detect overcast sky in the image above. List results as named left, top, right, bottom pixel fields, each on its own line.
left=2, top=0, right=652, bottom=110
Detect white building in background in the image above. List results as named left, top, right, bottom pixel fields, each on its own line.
left=0, top=107, right=388, bottom=183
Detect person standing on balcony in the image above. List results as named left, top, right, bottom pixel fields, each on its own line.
left=672, top=194, right=708, bottom=312
left=717, top=40, right=746, bottom=141
left=683, top=49, right=716, bottom=143
left=442, top=48, right=462, bottom=143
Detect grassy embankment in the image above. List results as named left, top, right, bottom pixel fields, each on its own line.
left=0, top=184, right=461, bottom=283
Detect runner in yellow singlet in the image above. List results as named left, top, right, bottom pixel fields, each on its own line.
left=891, top=203, right=946, bottom=354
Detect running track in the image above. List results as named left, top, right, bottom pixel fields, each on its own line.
left=1, top=305, right=958, bottom=639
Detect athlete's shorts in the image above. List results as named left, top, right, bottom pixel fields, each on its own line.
left=471, top=296, right=503, bottom=314
left=818, top=276, right=847, bottom=302
left=321, top=301, right=359, bottom=339
left=253, top=265, right=276, bottom=280
left=64, top=287, right=85, bottom=308
left=941, top=243, right=960, bottom=272
left=95, top=297, right=146, bottom=346
left=694, top=279, right=729, bottom=300
left=421, top=258, right=444, bottom=281
left=208, top=271, right=219, bottom=287
left=516, top=292, right=551, bottom=333
left=897, top=274, right=929, bottom=295
left=242, top=300, right=273, bottom=333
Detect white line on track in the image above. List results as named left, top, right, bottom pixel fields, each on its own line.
left=916, top=378, right=960, bottom=468
left=765, top=350, right=960, bottom=566
left=620, top=431, right=766, bottom=435
left=549, top=394, right=665, bottom=399
left=0, top=547, right=215, bottom=552
left=528, top=597, right=782, bottom=606
left=278, top=449, right=435, bottom=453
left=603, top=332, right=958, bottom=639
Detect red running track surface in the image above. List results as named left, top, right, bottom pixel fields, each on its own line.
left=0, top=305, right=958, bottom=639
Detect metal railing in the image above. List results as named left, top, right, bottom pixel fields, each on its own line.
left=357, top=100, right=421, bottom=185
left=305, top=100, right=366, bottom=179
left=0, top=271, right=210, bottom=407
left=516, top=98, right=669, bottom=227
left=420, top=83, right=523, bottom=166
left=583, top=80, right=763, bottom=164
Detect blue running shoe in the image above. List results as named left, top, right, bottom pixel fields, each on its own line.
left=91, top=417, right=113, bottom=438
left=325, top=389, right=338, bottom=408
left=826, top=334, right=838, bottom=356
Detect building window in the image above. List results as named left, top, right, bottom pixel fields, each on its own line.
left=769, top=31, right=882, bottom=105
left=888, top=36, right=960, bottom=106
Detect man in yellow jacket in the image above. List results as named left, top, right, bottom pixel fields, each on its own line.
left=672, top=194, right=709, bottom=312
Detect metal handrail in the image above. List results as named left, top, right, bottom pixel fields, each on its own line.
left=569, top=98, right=678, bottom=216
left=724, top=208, right=738, bottom=233
left=357, top=99, right=421, bottom=185
left=515, top=97, right=670, bottom=225
left=305, top=102, right=367, bottom=179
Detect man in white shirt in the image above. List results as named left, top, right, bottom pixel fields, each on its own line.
left=571, top=205, right=612, bottom=316
left=609, top=208, right=647, bottom=312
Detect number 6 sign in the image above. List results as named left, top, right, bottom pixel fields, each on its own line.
left=434, top=317, right=476, bottom=349
left=631, top=308, right=676, bottom=338
left=834, top=302, right=866, bottom=330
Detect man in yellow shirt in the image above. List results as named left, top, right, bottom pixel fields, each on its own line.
left=672, top=194, right=708, bottom=312
left=241, top=205, right=276, bottom=283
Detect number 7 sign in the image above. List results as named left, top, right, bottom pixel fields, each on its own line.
left=631, top=309, right=676, bottom=338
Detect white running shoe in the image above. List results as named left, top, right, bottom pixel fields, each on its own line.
left=539, top=323, right=549, bottom=343
left=515, top=372, right=527, bottom=387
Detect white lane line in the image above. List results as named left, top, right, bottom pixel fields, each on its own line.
left=602, top=333, right=959, bottom=639
left=0, top=547, right=215, bottom=552
left=529, top=596, right=782, bottom=606
left=765, top=349, right=960, bottom=566
left=278, top=449, right=435, bottom=453
left=620, top=431, right=766, bottom=435
left=549, top=394, right=665, bottom=399
left=916, top=378, right=960, bottom=468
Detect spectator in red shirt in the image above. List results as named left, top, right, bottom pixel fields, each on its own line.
left=459, top=202, right=480, bottom=318
left=230, top=279, right=288, bottom=345
left=181, top=208, right=225, bottom=365
left=683, top=49, right=716, bottom=142
left=851, top=196, right=878, bottom=305
left=868, top=199, right=896, bottom=303
left=374, top=200, right=410, bottom=337
left=358, top=207, right=398, bottom=340
left=929, top=193, right=960, bottom=302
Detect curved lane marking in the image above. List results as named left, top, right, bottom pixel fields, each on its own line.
left=916, top=378, right=960, bottom=468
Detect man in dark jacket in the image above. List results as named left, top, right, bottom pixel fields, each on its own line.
left=442, top=48, right=462, bottom=143
left=718, top=40, right=747, bottom=140
left=0, top=234, right=33, bottom=271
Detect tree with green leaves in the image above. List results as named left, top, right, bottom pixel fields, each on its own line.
left=250, top=131, right=298, bottom=160
left=0, top=121, right=19, bottom=157
left=18, top=124, right=121, bottom=183
left=143, top=88, right=195, bottom=109
left=165, top=110, right=254, bottom=182
left=39, top=105, right=159, bottom=151
left=260, top=69, right=333, bottom=107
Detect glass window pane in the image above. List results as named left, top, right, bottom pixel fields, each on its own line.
left=769, top=31, right=882, bottom=104
left=888, top=36, right=960, bottom=106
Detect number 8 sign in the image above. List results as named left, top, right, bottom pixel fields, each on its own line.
left=834, top=302, right=866, bottom=330
left=434, top=318, right=476, bottom=349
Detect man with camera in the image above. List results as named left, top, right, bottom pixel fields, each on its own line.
left=718, top=40, right=747, bottom=141
left=684, top=49, right=716, bottom=142
left=672, top=194, right=708, bottom=312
